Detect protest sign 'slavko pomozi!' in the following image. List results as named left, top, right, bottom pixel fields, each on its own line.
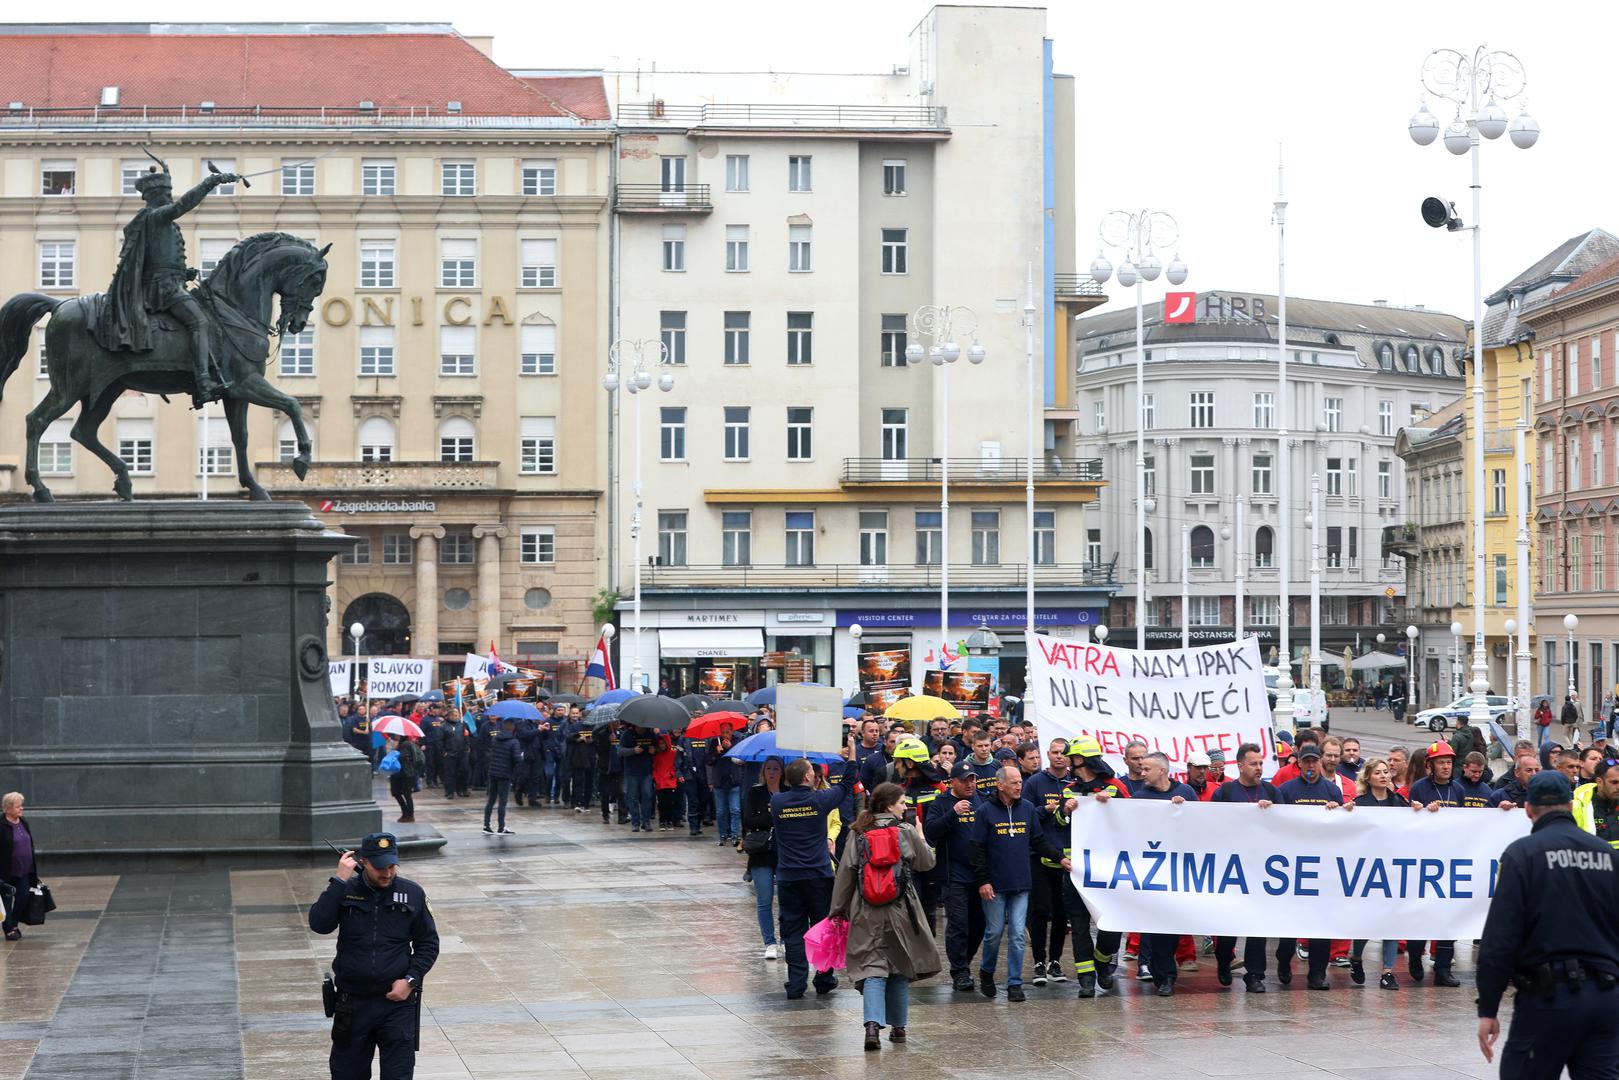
left=1029, top=633, right=1276, bottom=776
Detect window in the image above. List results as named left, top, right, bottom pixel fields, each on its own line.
left=1189, top=391, right=1215, bottom=428
left=662, top=224, right=686, bottom=271
left=971, top=510, right=1000, bottom=565
left=36, top=338, right=45, bottom=379
left=521, top=159, right=557, bottom=196
left=660, top=155, right=686, bottom=193
left=1249, top=595, right=1280, bottom=624
left=1572, top=534, right=1583, bottom=592
left=341, top=533, right=371, bottom=565
left=915, top=510, right=941, bottom=565
left=786, top=407, right=813, bottom=460
left=1323, top=396, right=1343, bottom=432
left=1571, top=435, right=1583, bottom=489
left=660, top=407, right=686, bottom=461
left=439, top=326, right=475, bottom=376
left=441, top=160, right=476, bottom=196
left=1190, top=454, right=1215, bottom=495
left=360, top=241, right=396, bottom=288
left=440, top=239, right=476, bottom=288
left=786, top=312, right=813, bottom=365
left=1544, top=443, right=1555, bottom=496
left=358, top=417, right=395, bottom=462
left=1410, top=403, right=1429, bottom=427
left=1379, top=460, right=1393, bottom=500
left=520, top=239, right=557, bottom=288
left=881, top=228, right=908, bottom=274
left=723, top=311, right=750, bottom=365
left=1143, top=526, right=1155, bottom=572
left=1569, top=342, right=1580, bottom=397
left=199, top=238, right=234, bottom=280
left=1094, top=400, right=1106, bottom=432
left=880, top=314, right=907, bottom=367
left=883, top=159, right=907, bottom=195
left=519, top=324, right=556, bottom=376
left=1327, top=527, right=1343, bottom=568
left=196, top=416, right=232, bottom=476
left=520, top=526, right=556, bottom=565
left=1326, top=457, right=1343, bottom=496
left=1346, top=457, right=1359, bottom=497
left=1543, top=350, right=1553, bottom=402
left=1596, top=337, right=1605, bottom=389
left=785, top=510, right=815, bottom=566
left=859, top=510, right=889, bottom=566
left=359, top=326, right=395, bottom=377
left=280, top=160, right=314, bottom=196
left=1493, top=468, right=1507, bottom=514
left=279, top=328, right=314, bottom=376
left=658, top=512, right=688, bottom=567
left=1495, top=554, right=1509, bottom=605
left=37, top=158, right=75, bottom=196
left=361, top=158, right=396, bottom=196
left=1086, top=528, right=1102, bottom=568
left=1597, top=431, right=1607, bottom=487
left=723, top=406, right=751, bottom=460
left=441, top=529, right=475, bottom=565
left=722, top=511, right=752, bottom=567
left=1376, top=400, right=1393, bottom=436
left=788, top=224, right=812, bottom=272
left=1254, top=526, right=1275, bottom=568
left=1189, top=596, right=1221, bottom=626
left=382, top=532, right=413, bottom=566
left=39, top=241, right=74, bottom=288
left=439, top=417, right=476, bottom=463
left=1597, top=534, right=1608, bottom=591
left=725, top=225, right=750, bottom=272
left=788, top=155, right=812, bottom=192
left=1348, top=526, right=1359, bottom=568
left=881, top=409, right=908, bottom=459
left=1190, top=525, right=1214, bottom=568
left=519, top=417, right=557, bottom=475
left=1252, top=392, right=1274, bottom=428
left=120, top=160, right=146, bottom=195
left=1142, top=454, right=1156, bottom=498
left=1142, top=393, right=1156, bottom=430
left=1034, top=510, right=1056, bottom=565
left=725, top=154, right=749, bottom=192
left=117, top=418, right=153, bottom=475
left=1252, top=454, right=1273, bottom=495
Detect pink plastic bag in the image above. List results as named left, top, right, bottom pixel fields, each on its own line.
left=804, top=915, right=849, bottom=971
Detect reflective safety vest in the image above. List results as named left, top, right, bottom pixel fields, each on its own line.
left=1572, top=783, right=1619, bottom=849
left=1042, top=775, right=1129, bottom=867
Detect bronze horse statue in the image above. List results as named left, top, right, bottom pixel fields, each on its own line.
left=0, top=231, right=328, bottom=502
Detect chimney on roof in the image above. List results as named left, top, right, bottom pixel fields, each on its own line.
left=463, top=35, right=495, bottom=59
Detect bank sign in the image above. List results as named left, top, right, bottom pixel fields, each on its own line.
left=320, top=499, right=438, bottom=514
left=835, top=608, right=1104, bottom=629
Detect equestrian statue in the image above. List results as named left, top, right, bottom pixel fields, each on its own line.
left=0, top=154, right=329, bottom=502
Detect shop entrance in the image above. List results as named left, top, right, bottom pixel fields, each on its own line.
left=343, top=593, right=412, bottom=655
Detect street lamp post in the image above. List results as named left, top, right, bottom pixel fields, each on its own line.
left=1231, top=510, right=1244, bottom=644
left=1180, top=524, right=1190, bottom=650
left=603, top=338, right=673, bottom=693
left=1514, top=423, right=1533, bottom=739
left=349, top=621, right=364, bottom=706
left=1450, top=620, right=1465, bottom=701
left=906, top=306, right=986, bottom=664
left=1095, top=624, right=1109, bottom=646
left=1503, top=617, right=1518, bottom=720
left=1406, top=624, right=1419, bottom=720
left=1565, top=613, right=1580, bottom=714
left=1408, top=46, right=1540, bottom=733
left=1090, top=211, right=1188, bottom=651
left=1308, top=473, right=1322, bottom=709
left=1273, top=159, right=1295, bottom=731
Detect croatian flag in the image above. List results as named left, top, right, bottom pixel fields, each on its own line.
left=586, top=632, right=616, bottom=689
left=488, top=642, right=507, bottom=676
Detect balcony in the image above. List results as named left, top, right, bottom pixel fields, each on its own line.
left=260, top=460, right=500, bottom=492
left=1054, top=274, right=1106, bottom=299
left=840, top=457, right=1103, bottom=485
left=1382, top=523, right=1421, bottom=556
left=638, top=560, right=1118, bottom=592
left=617, top=102, right=948, bottom=131
left=613, top=183, right=712, bottom=213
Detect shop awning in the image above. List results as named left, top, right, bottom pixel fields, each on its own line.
left=659, top=628, right=765, bottom=658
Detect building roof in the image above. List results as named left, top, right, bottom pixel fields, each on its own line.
left=511, top=73, right=610, bottom=121
left=1482, top=228, right=1619, bottom=345
left=0, top=29, right=601, bottom=118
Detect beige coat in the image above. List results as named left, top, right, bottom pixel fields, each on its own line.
left=829, top=814, right=940, bottom=986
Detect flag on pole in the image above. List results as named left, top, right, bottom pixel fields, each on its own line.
left=586, top=631, right=616, bottom=690
left=488, top=642, right=507, bottom=676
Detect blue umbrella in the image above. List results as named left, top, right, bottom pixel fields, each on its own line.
left=727, top=729, right=843, bottom=765
left=593, top=688, right=639, bottom=708
left=746, top=682, right=827, bottom=708
left=418, top=689, right=446, bottom=704
left=486, top=700, right=543, bottom=721
left=842, top=706, right=865, bottom=720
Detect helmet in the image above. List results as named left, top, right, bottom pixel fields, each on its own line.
left=893, top=737, right=931, bottom=764
left=1426, top=740, right=1456, bottom=760
left=1066, top=735, right=1103, bottom=759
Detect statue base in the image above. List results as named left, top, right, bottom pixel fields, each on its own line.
left=0, top=501, right=395, bottom=869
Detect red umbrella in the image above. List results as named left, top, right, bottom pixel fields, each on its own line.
left=683, top=711, right=750, bottom=741
left=372, top=714, right=424, bottom=739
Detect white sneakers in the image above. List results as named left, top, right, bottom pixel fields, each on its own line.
left=763, top=943, right=780, bottom=960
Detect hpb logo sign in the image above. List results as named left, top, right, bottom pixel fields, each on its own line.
left=1164, top=292, right=1197, bottom=324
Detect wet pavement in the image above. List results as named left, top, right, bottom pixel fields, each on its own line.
left=3, top=776, right=1503, bottom=1080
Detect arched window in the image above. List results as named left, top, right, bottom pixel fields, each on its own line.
left=438, top=416, right=476, bottom=463
left=1190, top=525, right=1214, bottom=567
left=1378, top=344, right=1394, bottom=370
left=1143, top=525, right=1154, bottom=571
left=276, top=419, right=311, bottom=463
left=1405, top=345, right=1420, bottom=372
left=1254, top=525, right=1274, bottom=568
left=1429, top=347, right=1446, bottom=376
left=358, top=416, right=394, bottom=462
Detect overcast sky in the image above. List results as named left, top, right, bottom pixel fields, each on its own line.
left=44, top=0, right=1613, bottom=319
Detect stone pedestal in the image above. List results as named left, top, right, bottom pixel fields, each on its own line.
left=0, top=501, right=383, bottom=864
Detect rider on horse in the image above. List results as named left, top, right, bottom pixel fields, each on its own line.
left=92, top=158, right=240, bottom=409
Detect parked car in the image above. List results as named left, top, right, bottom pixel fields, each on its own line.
left=1414, top=695, right=1517, bottom=733
left=1264, top=670, right=1329, bottom=732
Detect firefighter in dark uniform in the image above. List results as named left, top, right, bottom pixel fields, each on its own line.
left=1477, top=771, right=1619, bottom=1079
left=1050, top=736, right=1129, bottom=997
left=309, top=833, right=440, bottom=1080
left=891, top=737, right=944, bottom=932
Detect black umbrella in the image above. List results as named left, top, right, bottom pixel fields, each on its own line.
left=705, top=699, right=750, bottom=714
left=618, top=694, right=693, bottom=733
left=845, top=690, right=866, bottom=707
left=549, top=693, right=587, bottom=705
left=388, top=693, right=421, bottom=706
left=677, top=693, right=716, bottom=715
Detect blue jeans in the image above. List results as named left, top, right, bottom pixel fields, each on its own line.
left=751, top=866, right=777, bottom=945
left=624, top=772, right=654, bottom=828
left=861, top=975, right=909, bottom=1028
left=715, top=786, right=741, bottom=839
left=979, top=889, right=1030, bottom=986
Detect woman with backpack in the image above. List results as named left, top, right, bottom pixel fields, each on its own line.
left=741, top=757, right=784, bottom=959
left=828, top=782, right=939, bottom=1052
left=387, top=736, right=422, bottom=823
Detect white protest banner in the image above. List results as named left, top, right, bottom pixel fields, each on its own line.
left=367, top=658, right=432, bottom=698
left=1068, top=798, right=1531, bottom=940
left=328, top=660, right=352, bottom=698
left=463, top=653, right=491, bottom=682
left=775, top=684, right=847, bottom=755
left=1030, top=632, right=1274, bottom=776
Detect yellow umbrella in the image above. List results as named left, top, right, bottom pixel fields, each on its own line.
left=884, top=694, right=962, bottom=722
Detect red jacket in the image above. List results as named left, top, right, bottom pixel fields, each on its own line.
left=652, top=737, right=678, bottom=790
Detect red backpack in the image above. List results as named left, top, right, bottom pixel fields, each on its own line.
left=857, top=824, right=911, bottom=906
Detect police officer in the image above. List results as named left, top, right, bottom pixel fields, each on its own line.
left=308, top=833, right=439, bottom=1080
left=1478, top=771, right=1619, bottom=1077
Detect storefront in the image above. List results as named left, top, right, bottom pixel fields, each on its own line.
left=619, top=607, right=837, bottom=694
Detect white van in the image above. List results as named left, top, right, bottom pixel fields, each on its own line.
left=1263, top=669, right=1329, bottom=731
